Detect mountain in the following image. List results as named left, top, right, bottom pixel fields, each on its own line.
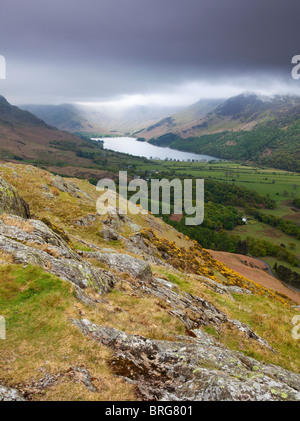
left=85, top=104, right=184, bottom=134
left=0, top=95, right=175, bottom=181
left=21, top=103, right=184, bottom=135
left=0, top=162, right=299, bottom=400
left=140, top=93, right=300, bottom=139
left=20, top=103, right=108, bottom=134
left=148, top=94, right=300, bottom=171
left=0, top=95, right=117, bottom=179
left=136, top=98, right=222, bottom=139
left=0, top=95, right=82, bottom=161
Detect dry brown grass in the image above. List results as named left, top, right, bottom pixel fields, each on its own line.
left=75, top=279, right=185, bottom=341
left=0, top=214, right=34, bottom=233
left=50, top=187, right=60, bottom=197
left=0, top=250, right=14, bottom=263
left=37, top=244, right=61, bottom=259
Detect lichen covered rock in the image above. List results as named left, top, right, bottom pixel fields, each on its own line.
left=0, top=384, right=26, bottom=401
left=139, top=277, right=274, bottom=351
left=73, top=319, right=300, bottom=401
left=84, top=251, right=152, bottom=281
left=0, top=215, right=116, bottom=294
left=0, top=177, right=30, bottom=218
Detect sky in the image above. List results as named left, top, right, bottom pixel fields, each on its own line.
left=1, top=0, right=300, bottom=108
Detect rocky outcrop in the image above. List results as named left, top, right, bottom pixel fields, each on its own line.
left=76, top=214, right=96, bottom=227
left=197, top=275, right=252, bottom=297
left=0, top=215, right=78, bottom=260
left=73, top=319, right=300, bottom=401
left=50, top=176, right=93, bottom=202
left=1, top=168, right=299, bottom=402
left=101, top=224, right=120, bottom=241
left=0, top=177, right=30, bottom=218
left=0, top=215, right=116, bottom=294
left=84, top=251, right=152, bottom=281
left=0, top=384, right=26, bottom=401
left=103, top=210, right=128, bottom=230
left=141, top=277, right=227, bottom=328
left=138, top=277, right=274, bottom=351
left=15, top=366, right=96, bottom=399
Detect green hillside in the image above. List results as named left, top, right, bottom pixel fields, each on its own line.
left=149, top=119, right=300, bottom=172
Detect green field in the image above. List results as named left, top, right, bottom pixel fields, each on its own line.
left=150, top=161, right=300, bottom=203
left=135, top=160, right=300, bottom=216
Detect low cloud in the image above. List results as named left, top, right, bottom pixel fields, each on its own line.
left=1, top=0, right=299, bottom=106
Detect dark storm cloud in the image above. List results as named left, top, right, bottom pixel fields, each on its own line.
left=1, top=0, right=300, bottom=103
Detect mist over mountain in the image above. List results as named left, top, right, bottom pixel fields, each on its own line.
left=148, top=93, right=300, bottom=171
left=21, top=102, right=184, bottom=135
left=0, top=95, right=50, bottom=129
left=18, top=93, right=300, bottom=173
left=139, top=93, right=300, bottom=139
left=135, top=98, right=223, bottom=139
left=20, top=104, right=107, bottom=134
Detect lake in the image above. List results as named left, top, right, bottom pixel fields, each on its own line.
left=92, top=137, right=220, bottom=162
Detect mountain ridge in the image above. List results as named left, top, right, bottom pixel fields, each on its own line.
left=19, top=103, right=109, bottom=134
left=0, top=95, right=119, bottom=180
left=20, top=102, right=184, bottom=134
left=139, top=93, right=300, bottom=139
left=147, top=93, right=300, bottom=171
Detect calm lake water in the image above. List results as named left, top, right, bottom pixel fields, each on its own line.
left=92, top=137, right=219, bottom=162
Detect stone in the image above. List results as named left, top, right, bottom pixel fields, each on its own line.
left=84, top=251, right=152, bottom=281
left=0, top=177, right=30, bottom=218
left=196, top=275, right=252, bottom=297
left=0, top=384, right=26, bottom=401
left=101, top=225, right=120, bottom=241
left=73, top=319, right=300, bottom=401
left=76, top=214, right=96, bottom=227
left=139, top=277, right=273, bottom=350
left=0, top=215, right=79, bottom=260
left=0, top=225, right=116, bottom=294
left=50, top=176, right=93, bottom=201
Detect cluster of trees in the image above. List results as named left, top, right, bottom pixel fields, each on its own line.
left=202, top=202, right=240, bottom=231
left=274, top=263, right=300, bottom=288
left=293, top=196, right=300, bottom=209
left=75, top=150, right=97, bottom=159
left=204, top=179, right=275, bottom=209
left=155, top=177, right=298, bottom=267
left=48, top=136, right=150, bottom=176
left=49, top=140, right=79, bottom=151
left=246, top=237, right=299, bottom=266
